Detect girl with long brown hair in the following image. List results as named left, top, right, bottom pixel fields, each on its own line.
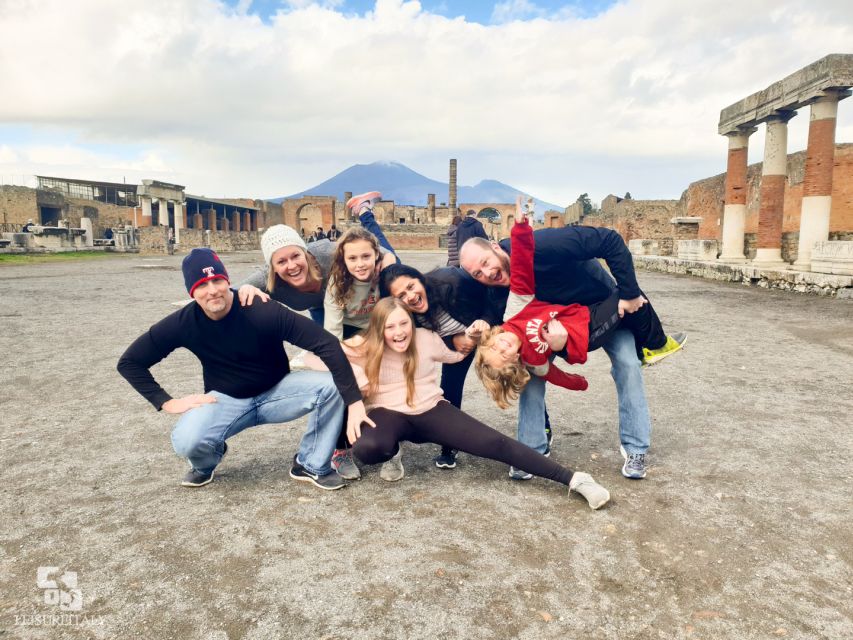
left=307, top=297, right=611, bottom=509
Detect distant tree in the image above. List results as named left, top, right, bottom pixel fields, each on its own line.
left=577, top=193, right=593, bottom=216
left=624, top=192, right=632, bottom=200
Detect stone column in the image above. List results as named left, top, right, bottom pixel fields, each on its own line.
left=193, top=213, right=203, bottom=230
left=753, top=112, right=794, bottom=267
left=428, top=194, right=436, bottom=223
left=230, top=210, right=241, bottom=232
left=718, top=127, right=756, bottom=263
left=793, top=90, right=849, bottom=270
left=158, top=199, right=170, bottom=226
left=174, top=201, right=185, bottom=244
left=139, top=195, right=153, bottom=227
left=449, top=159, right=457, bottom=215
left=243, top=211, right=252, bottom=231
left=206, top=208, right=217, bottom=231
left=80, top=217, right=94, bottom=247
left=344, top=192, right=353, bottom=220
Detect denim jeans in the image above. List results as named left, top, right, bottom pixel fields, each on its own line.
left=517, top=328, right=651, bottom=455
left=170, top=370, right=345, bottom=475
left=360, top=210, right=400, bottom=263
left=308, top=307, right=324, bottom=326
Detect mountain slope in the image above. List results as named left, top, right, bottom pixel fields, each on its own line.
left=273, top=161, right=564, bottom=215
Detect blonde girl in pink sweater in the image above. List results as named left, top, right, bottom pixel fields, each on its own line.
left=311, top=297, right=611, bottom=509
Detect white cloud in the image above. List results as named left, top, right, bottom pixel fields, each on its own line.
left=0, top=0, right=851, bottom=204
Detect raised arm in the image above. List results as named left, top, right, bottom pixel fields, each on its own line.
left=504, top=216, right=536, bottom=321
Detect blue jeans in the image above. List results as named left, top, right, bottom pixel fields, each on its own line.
left=170, top=370, right=345, bottom=475
left=360, top=210, right=400, bottom=263
left=308, top=307, right=324, bottom=326
left=517, top=328, right=651, bottom=454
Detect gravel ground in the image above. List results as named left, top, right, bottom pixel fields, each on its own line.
left=1, top=249, right=851, bottom=640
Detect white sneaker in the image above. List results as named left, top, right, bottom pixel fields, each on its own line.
left=569, top=472, right=610, bottom=509
left=379, top=449, right=404, bottom=482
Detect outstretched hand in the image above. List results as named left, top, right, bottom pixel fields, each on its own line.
left=161, top=394, right=216, bottom=414
left=346, top=400, right=376, bottom=445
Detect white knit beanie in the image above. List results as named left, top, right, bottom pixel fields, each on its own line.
left=261, top=224, right=307, bottom=265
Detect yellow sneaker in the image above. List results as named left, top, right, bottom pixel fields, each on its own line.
left=642, top=332, right=687, bottom=366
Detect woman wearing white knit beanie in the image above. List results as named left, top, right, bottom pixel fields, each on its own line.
left=237, top=224, right=333, bottom=325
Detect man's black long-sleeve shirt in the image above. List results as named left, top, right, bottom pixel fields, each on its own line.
left=489, top=225, right=642, bottom=313
left=117, top=293, right=361, bottom=410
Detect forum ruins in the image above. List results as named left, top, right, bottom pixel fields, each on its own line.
left=1, top=54, right=852, bottom=295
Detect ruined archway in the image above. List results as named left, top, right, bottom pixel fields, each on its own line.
left=296, top=203, right=323, bottom=238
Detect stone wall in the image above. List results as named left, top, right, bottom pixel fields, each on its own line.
left=635, top=255, right=852, bottom=297
left=0, top=186, right=38, bottom=228
left=341, top=222, right=446, bottom=250
left=583, top=198, right=681, bottom=244
left=137, top=226, right=260, bottom=255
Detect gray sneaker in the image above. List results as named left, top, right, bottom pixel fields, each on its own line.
left=569, top=472, right=610, bottom=509
left=508, top=466, right=533, bottom=481
left=289, top=455, right=346, bottom=490
left=620, top=445, right=647, bottom=479
left=379, top=449, right=405, bottom=482
left=331, top=448, right=361, bottom=480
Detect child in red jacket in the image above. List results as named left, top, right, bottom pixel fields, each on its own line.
left=474, top=214, right=685, bottom=409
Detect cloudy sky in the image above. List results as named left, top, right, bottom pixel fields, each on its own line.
left=1, top=0, right=851, bottom=206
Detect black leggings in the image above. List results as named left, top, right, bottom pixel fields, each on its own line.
left=353, top=401, right=574, bottom=485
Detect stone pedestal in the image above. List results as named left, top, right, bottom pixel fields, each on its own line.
left=80, top=217, right=94, bottom=247
left=678, top=239, right=718, bottom=261
left=810, top=241, right=853, bottom=275
left=628, top=239, right=660, bottom=256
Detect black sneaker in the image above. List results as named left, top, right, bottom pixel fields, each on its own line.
left=289, top=455, right=346, bottom=491
left=181, top=468, right=214, bottom=487
left=433, top=448, right=458, bottom=469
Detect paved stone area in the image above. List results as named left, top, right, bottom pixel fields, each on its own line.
left=1, top=250, right=851, bottom=639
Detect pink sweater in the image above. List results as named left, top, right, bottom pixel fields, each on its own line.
left=305, top=328, right=464, bottom=415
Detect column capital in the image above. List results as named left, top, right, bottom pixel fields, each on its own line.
left=724, top=125, right=757, bottom=138
left=813, top=87, right=852, bottom=103
left=764, top=110, right=797, bottom=125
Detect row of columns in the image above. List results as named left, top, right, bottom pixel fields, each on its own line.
left=720, top=89, right=849, bottom=270
left=139, top=196, right=256, bottom=236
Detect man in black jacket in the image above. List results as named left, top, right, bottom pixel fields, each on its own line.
left=455, top=210, right=489, bottom=250
left=460, top=225, right=656, bottom=480
left=117, top=248, right=372, bottom=490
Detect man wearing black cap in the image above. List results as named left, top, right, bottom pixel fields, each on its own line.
left=117, top=248, right=372, bottom=490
